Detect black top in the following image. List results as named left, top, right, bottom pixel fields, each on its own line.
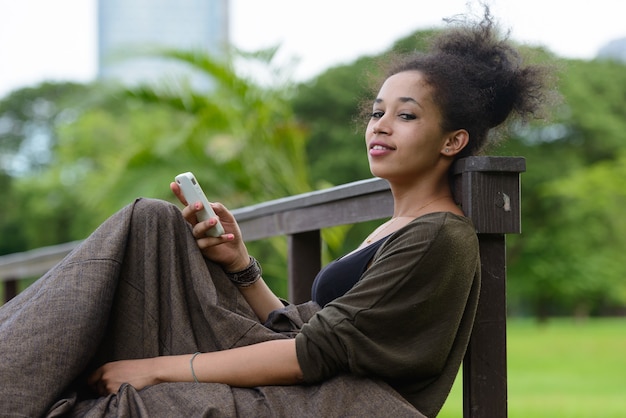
left=311, top=237, right=388, bottom=307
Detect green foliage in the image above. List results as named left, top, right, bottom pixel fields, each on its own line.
left=0, top=172, right=28, bottom=254
left=292, top=60, right=373, bottom=187
left=558, top=59, right=626, bottom=161
left=523, top=153, right=626, bottom=313
left=0, top=82, right=93, bottom=253
left=0, top=82, right=91, bottom=174
left=497, top=57, right=626, bottom=318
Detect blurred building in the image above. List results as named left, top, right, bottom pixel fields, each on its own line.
left=97, top=0, right=229, bottom=87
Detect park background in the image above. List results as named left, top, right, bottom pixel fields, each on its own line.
left=1, top=1, right=625, bottom=416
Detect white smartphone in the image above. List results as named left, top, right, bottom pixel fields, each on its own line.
left=175, top=172, right=225, bottom=237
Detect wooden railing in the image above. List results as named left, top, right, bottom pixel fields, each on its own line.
left=0, top=155, right=525, bottom=418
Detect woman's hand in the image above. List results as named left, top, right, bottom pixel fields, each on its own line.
left=170, top=182, right=250, bottom=271
left=88, top=358, right=160, bottom=396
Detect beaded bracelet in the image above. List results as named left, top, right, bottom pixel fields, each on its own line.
left=224, top=256, right=262, bottom=287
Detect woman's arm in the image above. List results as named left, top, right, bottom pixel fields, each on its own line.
left=89, top=339, right=303, bottom=395
left=236, top=277, right=285, bottom=323
left=170, top=182, right=284, bottom=322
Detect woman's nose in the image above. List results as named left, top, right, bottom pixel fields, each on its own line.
left=371, top=119, right=390, bottom=135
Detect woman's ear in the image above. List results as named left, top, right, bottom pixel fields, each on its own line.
left=441, top=130, right=469, bottom=156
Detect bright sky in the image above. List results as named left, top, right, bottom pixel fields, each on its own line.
left=0, top=0, right=624, bottom=99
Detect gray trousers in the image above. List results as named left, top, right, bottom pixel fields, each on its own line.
left=0, top=199, right=422, bottom=417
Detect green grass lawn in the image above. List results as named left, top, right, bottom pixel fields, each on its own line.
left=438, top=318, right=626, bottom=417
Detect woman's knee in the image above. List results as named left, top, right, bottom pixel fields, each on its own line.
left=133, top=198, right=179, bottom=213
left=131, top=198, right=185, bottom=227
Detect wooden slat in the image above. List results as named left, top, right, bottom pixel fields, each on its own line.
left=235, top=187, right=393, bottom=241
left=0, top=241, right=82, bottom=281
left=232, top=177, right=390, bottom=221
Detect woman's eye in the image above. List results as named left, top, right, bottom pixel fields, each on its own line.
left=399, top=113, right=416, bottom=120
left=370, top=111, right=384, bottom=119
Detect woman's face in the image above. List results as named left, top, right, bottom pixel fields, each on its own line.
left=365, top=70, right=449, bottom=183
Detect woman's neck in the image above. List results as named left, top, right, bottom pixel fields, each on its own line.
left=389, top=178, right=458, bottom=218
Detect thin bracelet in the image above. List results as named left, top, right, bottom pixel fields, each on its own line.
left=190, top=352, right=201, bottom=383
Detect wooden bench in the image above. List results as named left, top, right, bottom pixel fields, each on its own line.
left=0, top=155, right=525, bottom=418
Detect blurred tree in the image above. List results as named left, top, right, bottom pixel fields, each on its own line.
left=495, top=58, right=626, bottom=319
left=292, top=59, right=374, bottom=187
left=558, top=59, right=626, bottom=162
left=0, top=82, right=91, bottom=254
left=544, top=153, right=626, bottom=314
left=0, top=171, right=28, bottom=255
left=0, top=82, right=91, bottom=176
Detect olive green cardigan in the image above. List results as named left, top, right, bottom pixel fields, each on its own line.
left=296, top=212, right=481, bottom=417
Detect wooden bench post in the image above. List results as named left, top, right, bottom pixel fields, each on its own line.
left=453, top=156, right=526, bottom=418
left=288, top=231, right=321, bottom=304
left=3, top=278, right=18, bottom=304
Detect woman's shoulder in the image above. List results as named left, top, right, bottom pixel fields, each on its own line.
left=412, top=211, right=473, bottom=226
left=402, top=211, right=475, bottom=239
left=378, top=211, right=477, bottom=257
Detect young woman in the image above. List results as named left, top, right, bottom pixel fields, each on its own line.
left=0, top=9, right=550, bottom=418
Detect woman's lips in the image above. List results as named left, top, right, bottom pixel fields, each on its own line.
left=369, top=143, right=395, bottom=156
